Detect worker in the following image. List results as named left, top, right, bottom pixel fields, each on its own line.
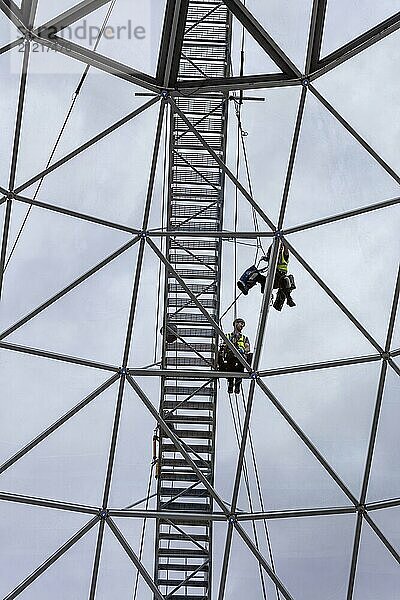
left=237, top=258, right=268, bottom=295
left=265, top=242, right=296, bottom=311
left=218, top=318, right=251, bottom=394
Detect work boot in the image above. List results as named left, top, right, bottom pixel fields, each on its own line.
left=273, top=295, right=284, bottom=311
left=234, top=383, right=241, bottom=394
left=286, top=296, right=296, bottom=307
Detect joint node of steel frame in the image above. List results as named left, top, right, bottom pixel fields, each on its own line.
left=119, top=367, right=127, bottom=376
left=381, top=351, right=390, bottom=360
left=357, top=504, right=366, bottom=515
left=99, top=509, right=109, bottom=520
left=7, top=191, right=15, bottom=200
left=228, top=514, right=237, bottom=525
left=274, top=230, right=284, bottom=239
left=140, top=230, right=149, bottom=239
left=160, top=89, right=170, bottom=98
left=301, top=77, right=310, bottom=87
left=250, top=371, right=259, bottom=380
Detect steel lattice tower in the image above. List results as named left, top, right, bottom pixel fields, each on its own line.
left=0, top=1, right=400, bottom=600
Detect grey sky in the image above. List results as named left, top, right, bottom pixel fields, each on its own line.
left=1, top=1, right=400, bottom=599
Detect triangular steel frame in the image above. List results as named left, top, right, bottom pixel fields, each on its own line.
left=1, top=1, right=399, bottom=599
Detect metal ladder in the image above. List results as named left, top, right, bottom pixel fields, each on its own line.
left=155, top=1, right=231, bottom=598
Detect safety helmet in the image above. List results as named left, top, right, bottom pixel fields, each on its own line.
left=233, top=317, right=245, bottom=327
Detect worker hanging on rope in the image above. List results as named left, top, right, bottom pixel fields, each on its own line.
left=218, top=318, right=252, bottom=395
left=236, top=242, right=296, bottom=311
left=266, top=242, right=296, bottom=311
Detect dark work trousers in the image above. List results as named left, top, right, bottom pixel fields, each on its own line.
left=273, top=270, right=293, bottom=310
left=226, top=352, right=245, bottom=392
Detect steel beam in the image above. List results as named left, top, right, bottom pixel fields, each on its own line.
left=156, top=0, right=189, bottom=88
left=15, top=194, right=140, bottom=235
left=34, top=33, right=159, bottom=91
left=109, top=508, right=227, bottom=521
left=0, top=491, right=99, bottom=515
left=0, top=235, right=141, bottom=341
left=21, top=0, right=38, bottom=27
left=0, top=198, right=12, bottom=301
left=175, top=73, right=300, bottom=94
left=218, top=238, right=281, bottom=600
left=257, top=378, right=358, bottom=505
left=278, top=85, right=307, bottom=228
left=310, top=85, right=400, bottom=186
left=36, top=0, right=112, bottom=35
left=0, top=0, right=25, bottom=31
left=359, top=353, right=389, bottom=506
left=147, top=230, right=276, bottom=238
left=346, top=512, right=363, bottom=600
left=4, top=516, right=99, bottom=600
left=364, top=512, right=400, bottom=564
left=0, top=340, right=119, bottom=372
left=14, top=97, right=160, bottom=195
left=0, top=374, right=119, bottom=474
left=385, top=264, right=400, bottom=351
left=0, top=39, right=22, bottom=56
left=312, top=11, right=400, bottom=80
left=168, top=96, right=276, bottom=230
left=126, top=374, right=230, bottom=516
left=389, top=358, right=400, bottom=377
left=305, top=0, right=327, bottom=73
left=222, top=0, right=299, bottom=77
left=286, top=239, right=384, bottom=354
left=283, top=195, right=400, bottom=235
left=258, top=353, right=382, bottom=377
left=367, top=497, right=400, bottom=511
left=234, top=521, right=295, bottom=600
left=236, top=505, right=357, bottom=521
left=108, top=518, right=165, bottom=600
left=9, top=42, right=30, bottom=190
left=89, top=519, right=106, bottom=599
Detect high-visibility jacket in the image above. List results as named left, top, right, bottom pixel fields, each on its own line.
left=227, top=332, right=249, bottom=355
left=277, top=247, right=288, bottom=273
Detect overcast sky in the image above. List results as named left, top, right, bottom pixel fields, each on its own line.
left=1, top=1, right=400, bottom=599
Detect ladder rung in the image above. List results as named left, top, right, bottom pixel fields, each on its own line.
left=160, top=472, right=202, bottom=482
left=175, top=327, right=216, bottom=338
left=161, top=487, right=210, bottom=498
left=159, top=545, right=209, bottom=556
left=163, top=429, right=212, bottom=439
left=158, top=578, right=208, bottom=587
left=159, top=532, right=210, bottom=543
left=165, top=415, right=213, bottom=424
left=161, top=458, right=211, bottom=468
left=169, top=241, right=219, bottom=252
left=161, top=443, right=212, bottom=454
left=158, top=563, right=209, bottom=572
left=165, top=357, right=212, bottom=367
left=164, top=385, right=214, bottom=397
left=162, top=402, right=214, bottom=411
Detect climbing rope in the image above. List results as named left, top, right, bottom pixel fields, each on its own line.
left=238, top=387, right=281, bottom=600
left=228, top=391, right=268, bottom=600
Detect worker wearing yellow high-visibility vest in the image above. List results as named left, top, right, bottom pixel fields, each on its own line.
left=218, top=318, right=250, bottom=395
left=265, top=242, right=296, bottom=311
